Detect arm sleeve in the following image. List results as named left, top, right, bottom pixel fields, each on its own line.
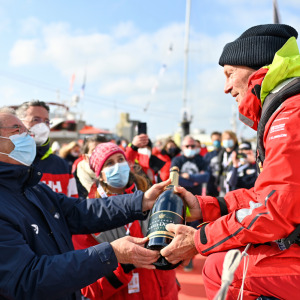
left=179, top=176, right=197, bottom=188
left=58, top=190, right=147, bottom=234
left=189, top=171, right=210, bottom=184
left=73, top=234, right=135, bottom=300
left=0, top=219, right=118, bottom=300
left=194, top=103, right=300, bottom=255
left=125, top=145, right=139, bottom=166
left=81, top=264, right=135, bottom=300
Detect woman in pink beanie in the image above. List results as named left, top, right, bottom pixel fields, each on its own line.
left=72, top=142, right=179, bottom=300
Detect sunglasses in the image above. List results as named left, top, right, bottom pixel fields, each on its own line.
left=184, top=145, right=195, bottom=148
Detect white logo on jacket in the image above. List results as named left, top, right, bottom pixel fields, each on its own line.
left=31, top=224, right=39, bottom=234
left=42, top=180, right=62, bottom=193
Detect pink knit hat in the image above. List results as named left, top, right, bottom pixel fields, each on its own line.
left=89, top=142, right=126, bottom=177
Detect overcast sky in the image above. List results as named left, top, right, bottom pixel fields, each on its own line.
left=0, top=0, right=300, bottom=140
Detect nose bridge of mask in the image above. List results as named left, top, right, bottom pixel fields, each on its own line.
left=104, top=162, right=120, bottom=176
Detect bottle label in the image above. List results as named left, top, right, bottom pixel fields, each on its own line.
left=147, top=210, right=184, bottom=240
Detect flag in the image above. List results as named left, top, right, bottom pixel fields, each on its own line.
left=80, top=72, right=87, bottom=98
left=273, top=0, right=281, bottom=24
left=145, top=43, right=173, bottom=111
left=69, top=73, right=76, bottom=92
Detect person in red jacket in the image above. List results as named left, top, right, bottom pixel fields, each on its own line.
left=72, top=142, right=179, bottom=300
left=125, top=134, right=166, bottom=184
left=158, top=24, right=300, bottom=300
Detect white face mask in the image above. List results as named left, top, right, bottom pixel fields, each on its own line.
left=30, top=123, right=50, bottom=146
left=138, top=147, right=152, bottom=158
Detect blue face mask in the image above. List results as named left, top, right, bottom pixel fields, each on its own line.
left=223, top=139, right=234, bottom=149
left=213, top=140, right=221, bottom=149
left=103, top=162, right=130, bottom=188
left=183, top=148, right=196, bottom=158
left=0, top=132, right=36, bottom=166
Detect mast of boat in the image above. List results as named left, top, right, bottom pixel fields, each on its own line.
left=181, top=0, right=192, bottom=137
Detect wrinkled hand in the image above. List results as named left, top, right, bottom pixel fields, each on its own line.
left=111, top=236, right=159, bottom=269
left=142, top=179, right=171, bottom=212
left=160, top=224, right=198, bottom=265
left=132, top=134, right=149, bottom=148
left=174, top=186, right=202, bottom=221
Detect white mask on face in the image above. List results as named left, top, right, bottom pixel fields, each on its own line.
left=30, top=123, right=50, bottom=146
left=138, top=147, right=152, bottom=158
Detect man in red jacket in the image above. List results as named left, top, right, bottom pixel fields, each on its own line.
left=160, top=24, right=300, bottom=300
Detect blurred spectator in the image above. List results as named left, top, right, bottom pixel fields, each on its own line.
left=72, top=142, right=179, bottom=300
left=171, top=135, right=209, bottom=196
left=59, top=141, right=81, bottom=172
left=73, top=134, right=108, bottom=199
left=15, top=100, right=78, bottom=197
left=217, top=130, right=239, bottom=196
left=152, top=139, right=163, bottom=156
left=51, top=141, right=61, bottom=155
left=171, top=135, right=209, bottom=271
left=117, top=138, right=129, bottom=151
left=125, top=134, right=166, bottom=184
left=156, top=139, right=181, bottom=181
left=204, top=131, right=222, bottom=197
left=228, top=141, right=257, bottom=190
left=195, top=139, right=208, bottom=157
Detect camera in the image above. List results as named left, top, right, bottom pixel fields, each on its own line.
left=237, top=152, right=247, bottom=159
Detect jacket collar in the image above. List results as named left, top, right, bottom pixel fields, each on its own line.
left=238, top=37, right=300, bottom=131
left=238, top=68, right=267, bottom=131
left=0, top=161, right=42, bottom=191
left=35, top=138, right=50, bottom=160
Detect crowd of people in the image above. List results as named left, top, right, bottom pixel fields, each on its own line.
left=0, top=22, right=300, bottom=300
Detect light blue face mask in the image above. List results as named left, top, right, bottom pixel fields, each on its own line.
left=222, top=139, right=234, bottom=149
left=0, top=132, right=36, bottom=166
left=213, top=140, right=221, bottom=149
left=103, top=161, right=130, bottom=188
left=183, top=148, right=196, bottom=158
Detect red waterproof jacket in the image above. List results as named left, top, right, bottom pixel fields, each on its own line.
left=73, top=184, right=179, bottom=300
left=125, top=146, right=165, bottom=184
left=194, top=66, right=300, bottom=278
left=155, top=152, right=172, bottom=181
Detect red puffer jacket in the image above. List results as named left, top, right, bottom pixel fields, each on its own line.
left=73, top=184, right=179, bottom=300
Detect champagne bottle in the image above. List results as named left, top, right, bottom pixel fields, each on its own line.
left=145, top=166, right=185, bottom=270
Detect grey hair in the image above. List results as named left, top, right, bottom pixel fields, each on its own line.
left=15, top=100, right=50, bottom=120
left=183, top=135, right=195, bottom=141
left=0, top=106, right=16, bottom=115
left=0, top=106, right=16, bottom=128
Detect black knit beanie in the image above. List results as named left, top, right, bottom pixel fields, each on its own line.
left=219, top=24, right=298, bottom=69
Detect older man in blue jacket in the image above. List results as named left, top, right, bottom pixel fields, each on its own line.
left=0, top=108, right=166, bottom=300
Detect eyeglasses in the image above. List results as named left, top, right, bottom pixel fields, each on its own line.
left=23, top=117, right=52, bottom=126
left=183, top=145, right=196, bottom=148
left=0, top=125, right=31, bottom=135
